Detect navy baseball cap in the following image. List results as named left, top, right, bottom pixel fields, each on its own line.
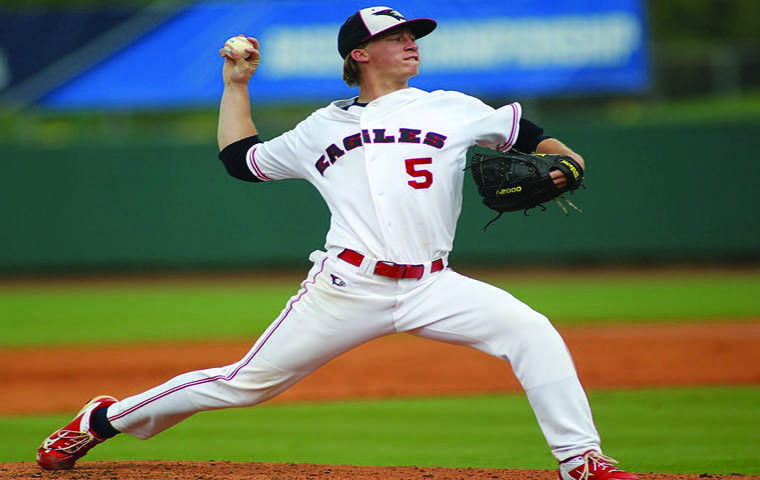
left=338, top=6, right=437, bottom=59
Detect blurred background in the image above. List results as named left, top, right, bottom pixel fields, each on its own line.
left=1, top=0, right=759, bottom=275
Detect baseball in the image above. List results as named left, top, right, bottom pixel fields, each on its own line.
left=223, top=36, right=253, bottom=59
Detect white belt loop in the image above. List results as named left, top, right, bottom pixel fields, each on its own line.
left=358, top=254, right=377, bottom=277
left=438, top=253, right=449, bottom=271
left=423, top=253, right=448, bottom=278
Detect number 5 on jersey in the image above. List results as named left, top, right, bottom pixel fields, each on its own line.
left=405, top=157, right=433, bottom=189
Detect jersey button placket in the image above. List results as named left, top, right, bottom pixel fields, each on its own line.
left=361, top=112, right=394, bottom=250
left=367, top=155, right=392, bottom=240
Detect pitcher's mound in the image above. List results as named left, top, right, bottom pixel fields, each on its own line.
left=1, top=461, right=754, bottom=480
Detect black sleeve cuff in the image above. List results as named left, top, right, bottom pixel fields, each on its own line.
left=218, top=135, right=263, bottom=182
left=514, top=117, right=551, bottom=153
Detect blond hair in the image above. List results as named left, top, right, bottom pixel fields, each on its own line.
left=342, top=42, right=367, bottom=87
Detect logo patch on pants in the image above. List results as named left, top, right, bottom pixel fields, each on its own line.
left=330, top=274, right=346, bottom=287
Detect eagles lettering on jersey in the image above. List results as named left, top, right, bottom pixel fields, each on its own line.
left=316, top=128, right=447, bottom=176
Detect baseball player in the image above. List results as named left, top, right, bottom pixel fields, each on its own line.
left=37, top=7, right=639, bottom=480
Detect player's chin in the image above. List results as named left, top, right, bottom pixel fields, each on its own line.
left=403, top=60, right=420, bottom=75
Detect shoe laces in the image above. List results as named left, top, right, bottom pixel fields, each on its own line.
left=42, top=429, right=99, bottom=455
left=574, top=451, right=622, bottom=480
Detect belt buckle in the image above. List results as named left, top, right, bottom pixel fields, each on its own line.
left=376, top=261, right=403, bottom=278
left=375, top=260, right=406, bottom=278
left=374, top=260, right=425, bottom=279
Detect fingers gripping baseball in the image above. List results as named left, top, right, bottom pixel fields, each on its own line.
left=220, top=35, right=261, bottom=83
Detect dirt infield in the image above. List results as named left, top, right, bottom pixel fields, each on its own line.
left=2, top=322, right=758, bottom=415
left=2, top=461, right=756, bottom=480
left=2, top=321, right=759, bottom=479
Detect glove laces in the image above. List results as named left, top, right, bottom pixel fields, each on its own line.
left=553, top=195, right=583, bottom=215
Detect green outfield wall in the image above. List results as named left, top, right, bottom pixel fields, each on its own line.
left=2, top=120, right=758, bottom=272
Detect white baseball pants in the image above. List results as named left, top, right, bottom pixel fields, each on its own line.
left=107, top=249, right=600, bottom=461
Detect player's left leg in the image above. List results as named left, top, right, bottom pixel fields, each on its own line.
left=394, top=269, right=607, bottom=464
left=36, top=395, right=118, bottom=470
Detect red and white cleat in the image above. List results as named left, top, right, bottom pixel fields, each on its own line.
left=36, top=395, right=118, bottom=470
left=559, top=450, right=640, bottom=480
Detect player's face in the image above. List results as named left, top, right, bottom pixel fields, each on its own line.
left=363, top=27, right=420, bottom=80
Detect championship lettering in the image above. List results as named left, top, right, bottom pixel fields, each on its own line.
left=316, top=128, right=447, bottom=175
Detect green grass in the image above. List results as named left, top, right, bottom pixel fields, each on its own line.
left=494, top=271, right=760, bottom=323
left=0, top=281, right=294, bottom=346
left=2, top=272, right=757, bottom=474
left=3, top=387, right=759, bottom=474
left=0, top=270, right=758, bottom=347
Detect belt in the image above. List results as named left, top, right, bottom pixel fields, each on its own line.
left=338, top=249, right=444, bottom=280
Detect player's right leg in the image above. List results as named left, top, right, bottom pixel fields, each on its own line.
left=37, top=395, right=118, bottom=470
left=36, top=250, right=395, bottom=468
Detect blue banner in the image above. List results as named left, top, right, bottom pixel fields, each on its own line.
left=40, top=0, right=649, bottom=110
left=0, top=7, right=140, bottom=93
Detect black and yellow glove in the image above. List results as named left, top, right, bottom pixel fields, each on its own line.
left=470, top=150, right=584, bottom=228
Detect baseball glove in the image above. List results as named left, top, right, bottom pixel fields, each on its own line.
left=470, top=149, right=584, bottom=229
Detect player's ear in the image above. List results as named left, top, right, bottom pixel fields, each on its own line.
left=351, top=48, right=369, bottom=63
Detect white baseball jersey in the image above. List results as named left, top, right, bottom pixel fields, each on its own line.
left=246, top=87, right=521, bottom=264
left=107, top=86, right=601, bottom=463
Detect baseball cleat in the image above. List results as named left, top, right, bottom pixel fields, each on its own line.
left=36, top=395, right=118, bottom=470
left=559, top=450, right=640, bottom=480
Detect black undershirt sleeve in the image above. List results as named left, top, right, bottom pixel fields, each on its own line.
left=218, top=135, right=263, bottom=182
left=514, top=117, right=552, bottom=153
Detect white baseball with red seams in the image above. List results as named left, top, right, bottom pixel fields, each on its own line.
left=223, top=36, right=252, bottom=59
left=106, top=85, right=602, bottom=462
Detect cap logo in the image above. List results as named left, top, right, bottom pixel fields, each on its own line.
left=338, top=6, right=437, bottom=59
left=372, top=9, right=406, bottom=21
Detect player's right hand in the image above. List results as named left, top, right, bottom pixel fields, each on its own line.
left=220, top=36, right=261, bottom=85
